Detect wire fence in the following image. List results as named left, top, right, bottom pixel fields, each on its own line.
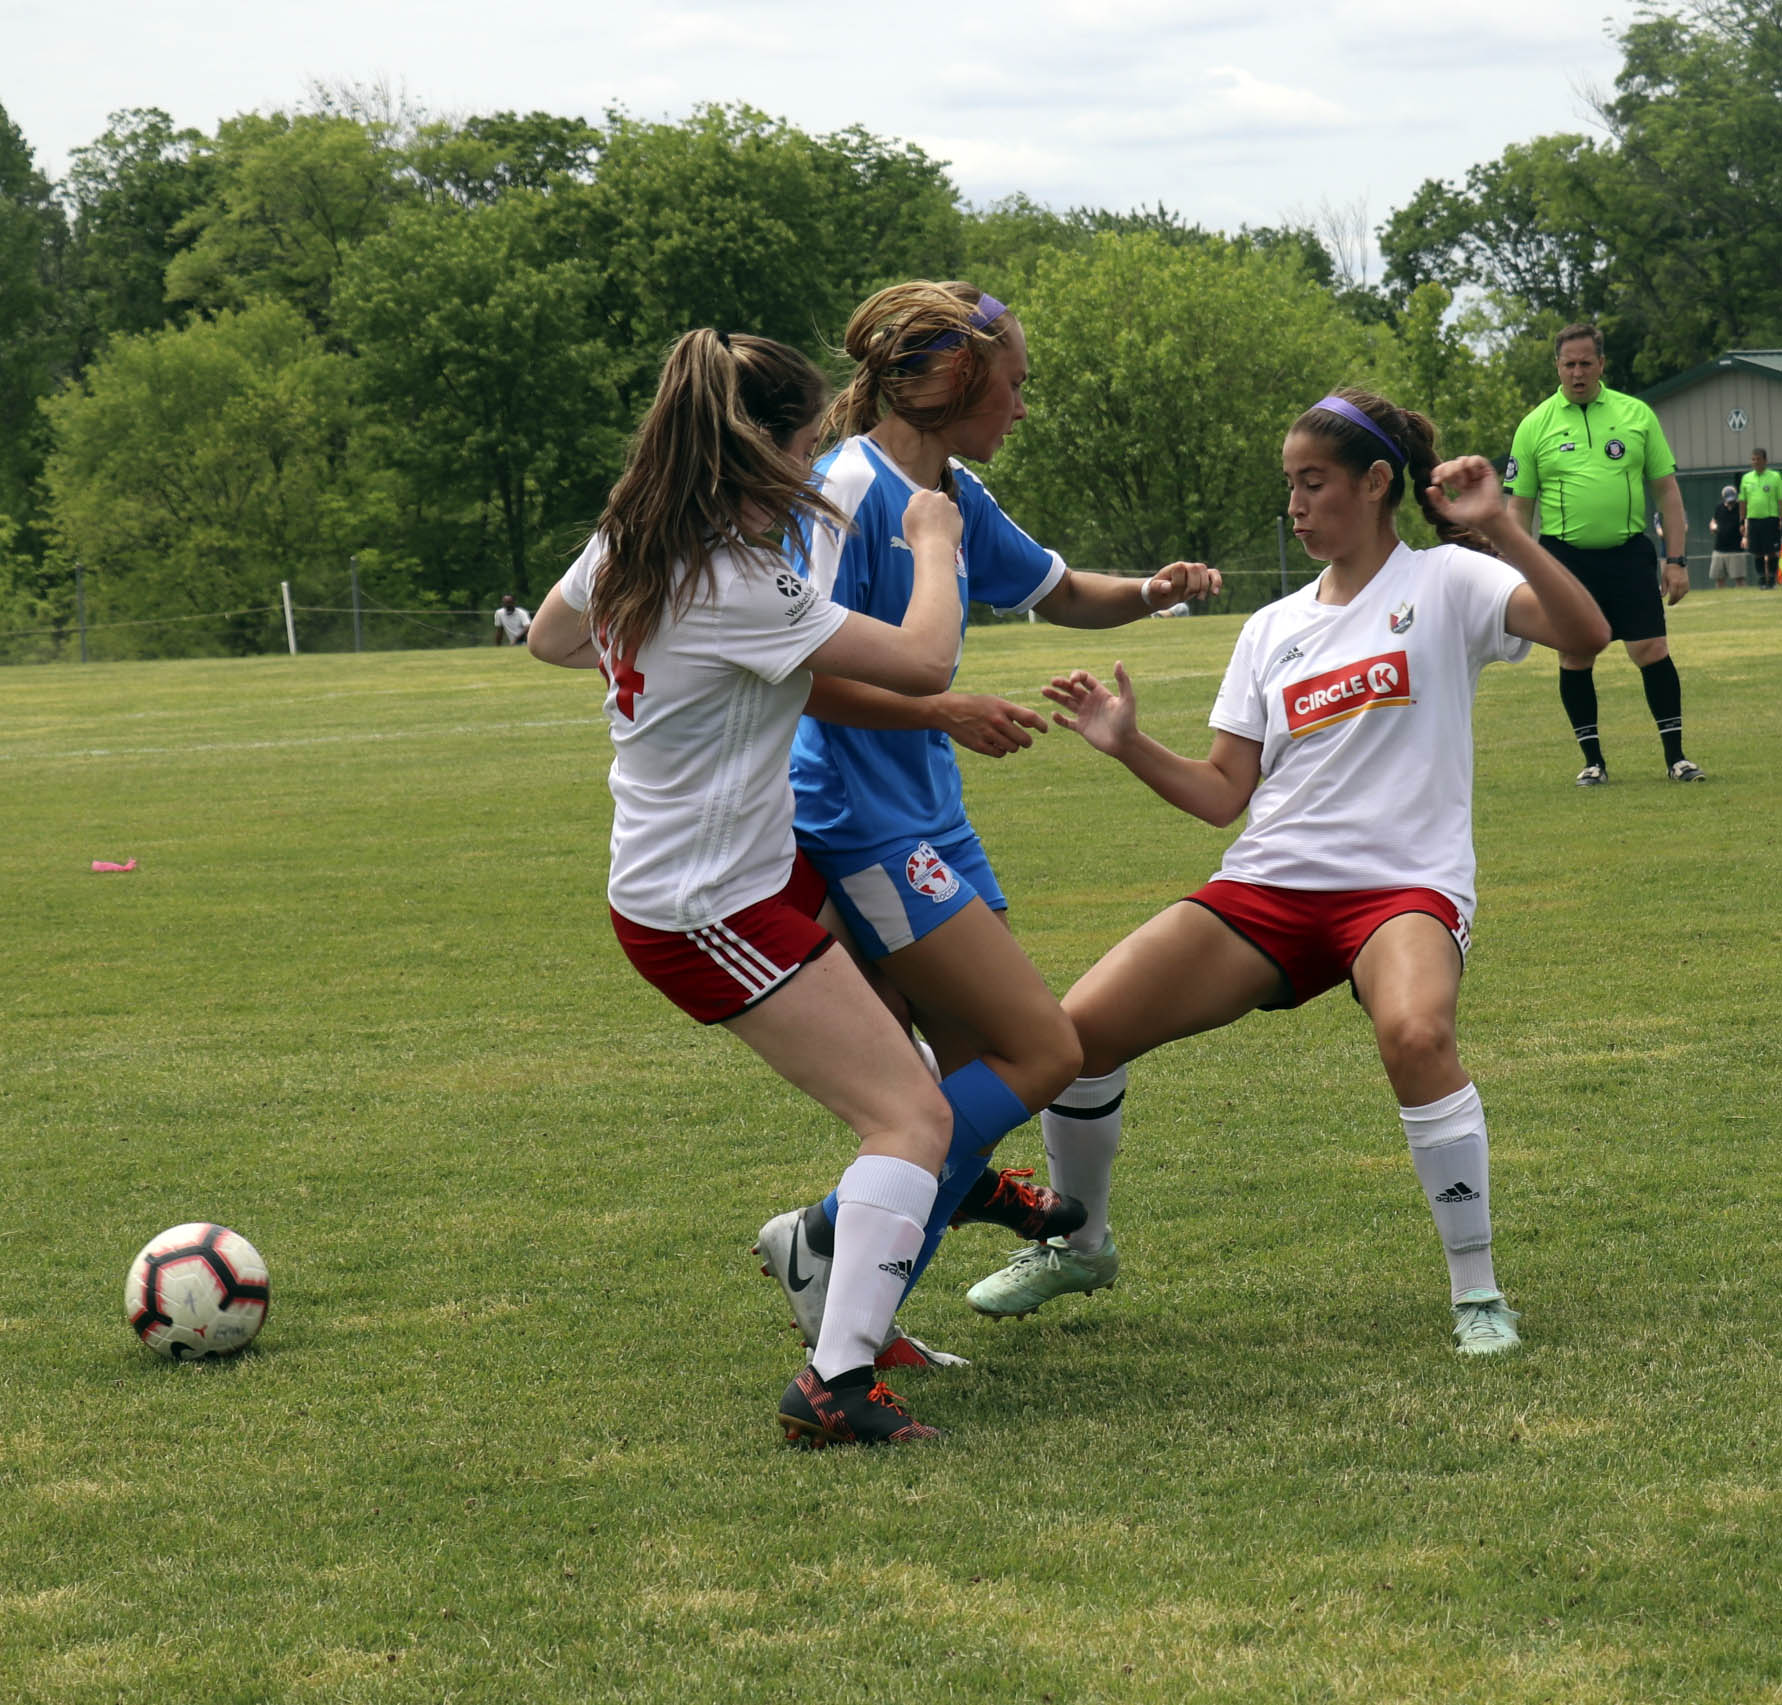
left=2, top=526, right=1320, bottom=665
left=0, top=586, right=520, bottom=666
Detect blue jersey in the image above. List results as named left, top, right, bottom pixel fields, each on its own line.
left=790, top=435, right=1065, bottom=861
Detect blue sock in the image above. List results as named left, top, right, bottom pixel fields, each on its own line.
left=902, top=1061, right=1032, bottom=1299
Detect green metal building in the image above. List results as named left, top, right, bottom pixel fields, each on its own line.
left=1639, top=351, right=1782, bottom=585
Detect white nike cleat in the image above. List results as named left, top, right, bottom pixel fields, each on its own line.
left=752, top=1207, right=830, bottom=1351
left=753, top=1205, right=969, bottom=1368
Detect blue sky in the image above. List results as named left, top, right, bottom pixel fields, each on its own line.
left=7, top=0, right=1636, bottom=260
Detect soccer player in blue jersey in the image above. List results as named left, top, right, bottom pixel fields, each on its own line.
left=752, top=280, right=1220, bottom=1363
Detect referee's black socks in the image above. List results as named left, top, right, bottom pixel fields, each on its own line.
left=1558, top=666, right=1605, bottom=770
left=1639, top=656, right=1686, bottom=767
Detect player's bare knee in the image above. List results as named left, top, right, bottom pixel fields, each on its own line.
left=999, top=1009, right=1082, bottom=1113
left=1377, top=1011, right=1456, bottom=1081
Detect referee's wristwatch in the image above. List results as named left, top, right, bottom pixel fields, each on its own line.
left=1664, top=556, right=1687, bottom=566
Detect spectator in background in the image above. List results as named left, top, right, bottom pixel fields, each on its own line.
left=493, top=595, right=532, bottom=645
left=1709, top=485, right=1749, bottom=588
left=1740, top=449, right=1781, bottom=590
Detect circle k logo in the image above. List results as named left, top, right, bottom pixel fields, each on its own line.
left=1366, top=661, right=1400, bottom=694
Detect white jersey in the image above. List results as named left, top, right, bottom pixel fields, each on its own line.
left=557, top=535, right=848, bottom=931
left=1207, top=541, right=1529, bottom=918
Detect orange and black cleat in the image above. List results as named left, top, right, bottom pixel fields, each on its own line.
left=777, top=1365, right=942, bottom=1448
left=950, top=1167, right=1087, bottom=1242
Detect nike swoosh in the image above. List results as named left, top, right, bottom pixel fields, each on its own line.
left=785, top=1228, right=812, bottom=1293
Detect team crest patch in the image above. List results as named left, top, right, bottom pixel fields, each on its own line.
left=1504, top=456, right=1519, bottom=481
left=1605, top=439, right=1627, bottom=460
left=1389, top=602, right=1414, bottom=635
left=905, top=841, right=961, bottom=903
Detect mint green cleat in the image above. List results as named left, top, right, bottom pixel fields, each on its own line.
left=965, top=1233, right=1119, bottom=1319
left=1451, top=1289, right=1521, bottom=1356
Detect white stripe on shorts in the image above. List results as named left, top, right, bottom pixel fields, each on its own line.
left=836, top=861, right=918, bottom=954
left=691, top=921, right=796, bottom=999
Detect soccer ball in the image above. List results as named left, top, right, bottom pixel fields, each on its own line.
left=125, top=1223, right=270, bottom=1360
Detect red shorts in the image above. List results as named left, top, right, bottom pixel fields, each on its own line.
left=1187, top=879, right=1469, bottom=1010
left=611, top=851, right=836, bottom=1024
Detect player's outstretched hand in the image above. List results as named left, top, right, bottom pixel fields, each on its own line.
left=1043, top=663, right=1137, bottom=757
left=1425, top=456, right=1508, bottom=535
left=939, top=692, right=1049, bottom=758
left=902, top=488, right=963, bottom=555
left=1144, top=561, right=1223, bottom=607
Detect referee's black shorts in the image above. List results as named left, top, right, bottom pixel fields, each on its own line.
left=1539, top=533, right=1665, bottom=642
left=1748, top=515, right=1780, bottom=559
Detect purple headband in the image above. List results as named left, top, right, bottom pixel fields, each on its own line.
left=913, top=293, right=1010, bottom=358
left=1311, top=394, right=1405, bottom=466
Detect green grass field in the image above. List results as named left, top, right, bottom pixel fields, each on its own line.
left=3, top=590, right=1779, bottom=1703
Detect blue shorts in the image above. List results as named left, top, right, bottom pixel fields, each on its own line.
left=802, top=827, right=1006, bottom=959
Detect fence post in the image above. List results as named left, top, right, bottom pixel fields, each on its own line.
left=350, top=555, right=363, bottom=653
left=1277, top=516, right=1289, bottom=599
left=281, top=581, right=298, bottom=655
left=75, top=561, right=88, bottom=662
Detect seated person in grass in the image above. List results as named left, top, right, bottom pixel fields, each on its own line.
left=964, top=388, right=1609, bottom=1356
left=526, top=329, right=965, bottom=1449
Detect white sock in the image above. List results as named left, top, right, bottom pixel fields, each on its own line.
left=1401, top=1082, right=1498, bottom=1302
left=810, top=1155, right=936, bottom=1381
left=1042, top=1067, right=1126, bottom=1252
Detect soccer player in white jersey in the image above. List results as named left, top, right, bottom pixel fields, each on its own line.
left=964, top=388, right=1610, bottom=1355
left=752, top=281, right=1220, bottom=1361
left=527, top=328, right=971, bottom=1447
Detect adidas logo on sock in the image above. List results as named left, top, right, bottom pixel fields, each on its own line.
left=1435, top=1180, right=1481, bottom=1203
left=877, top=1258, right=915, bottom=1281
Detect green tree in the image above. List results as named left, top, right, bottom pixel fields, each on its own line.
left=1588, top=0, right=1782, bottom=377
left=990, top=232, right=1367, bottom=578
left=334, top=193, right=620, bottom=602
left=63, top=108, right=213, bottom=355
left=584, top=105, right=959, bottom=365
left=164, top=112, right=409, bottom=326
left=41, top=301, right=376, bottom=656
left=0, top=103, right=68, bottom=565
left=404, top=110, right=601, bottom=206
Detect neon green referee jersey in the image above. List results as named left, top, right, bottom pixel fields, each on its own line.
left=1504, top=384, right=1676, bottom=549
left=1739, top=467, right=1782, bottom=520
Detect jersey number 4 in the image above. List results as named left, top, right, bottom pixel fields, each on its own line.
left=595, top=624, right=645, bottom=719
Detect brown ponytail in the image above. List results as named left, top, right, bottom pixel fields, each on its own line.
left=823, top=280, right=1015, bottom=446
left=590, top=330, right=846, bottom=656
left=1293, top=388, right=1497, bottom=554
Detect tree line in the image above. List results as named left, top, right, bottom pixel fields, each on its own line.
left=1, top=1, right=1776, bottom=659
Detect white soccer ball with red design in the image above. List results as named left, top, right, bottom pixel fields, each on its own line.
left=125, top=1223, right=270, bottom=1360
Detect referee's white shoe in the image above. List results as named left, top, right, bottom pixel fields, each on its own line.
left=1667, top=758, right=1707, bottom=782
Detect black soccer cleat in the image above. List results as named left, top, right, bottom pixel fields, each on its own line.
left=777, top=1365, right=942, bottom=1449
left=950, top=1167, right=1088, bottom=1242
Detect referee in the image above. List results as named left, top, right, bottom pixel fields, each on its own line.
left=1505, top=322, right=1705, bottom=784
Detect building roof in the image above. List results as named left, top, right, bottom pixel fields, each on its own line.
left=1641, top=351, right=1782, bottom=405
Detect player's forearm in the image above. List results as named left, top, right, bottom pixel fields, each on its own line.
left=1037, top=570, right=1151, bottom=630
left=805, top=675, right=946, bottom=729
left=1480, top=515, right=1611, bottom=654
left=1109, top=732, right=1249, bottom=827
